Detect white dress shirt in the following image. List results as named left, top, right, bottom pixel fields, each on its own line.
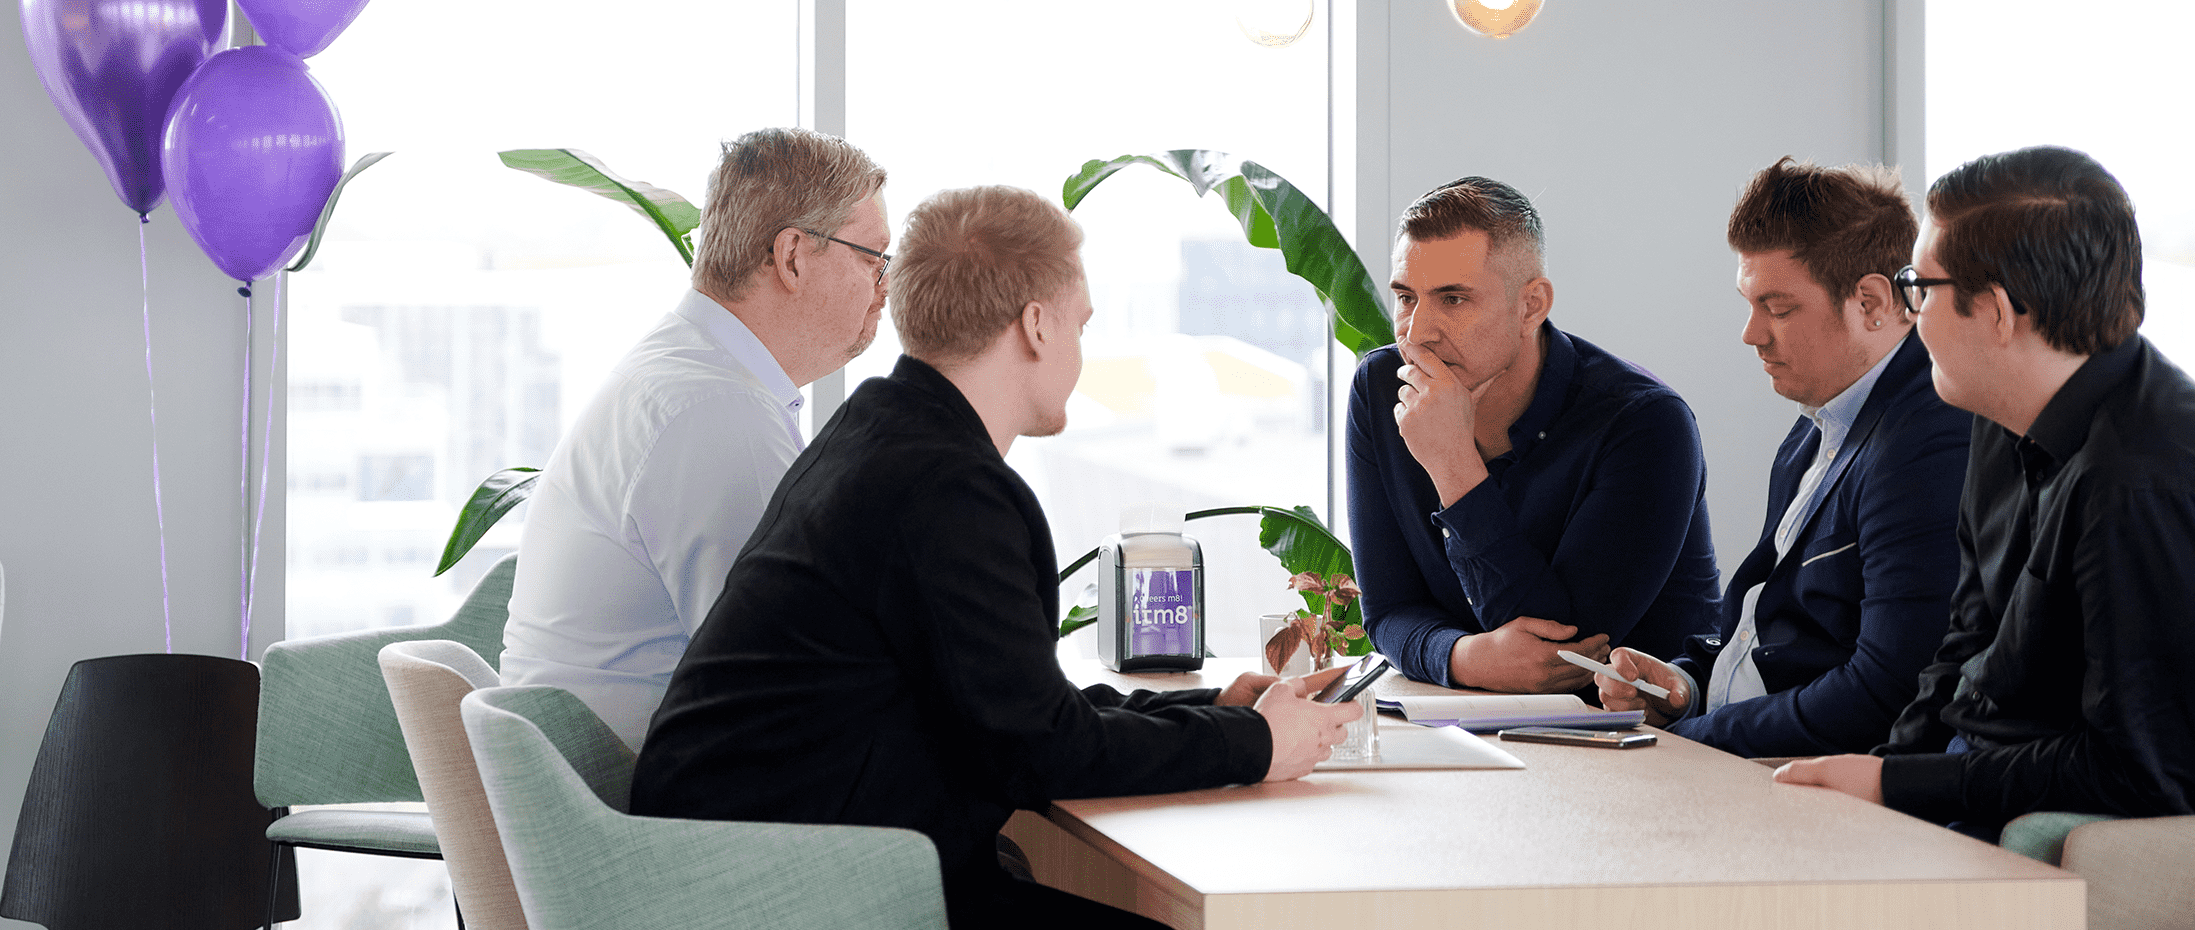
left=1701, top=342, right=1900, bottom=714
left=502, top=288, right=804, bottom=749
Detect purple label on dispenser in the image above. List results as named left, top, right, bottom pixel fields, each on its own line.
left=1128, top=569, right=1197, bottom=657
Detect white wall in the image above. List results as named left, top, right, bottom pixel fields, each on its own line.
left=1, top=8, right=284, bottom=925
left=1349, top=0, right=1913, bottom=580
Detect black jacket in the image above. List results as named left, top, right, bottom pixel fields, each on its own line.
left=631, top=355, right=1272, bottom=893
left=1668, top=335, right=1970, bottom=757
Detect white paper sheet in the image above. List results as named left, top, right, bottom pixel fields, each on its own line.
left=1312, top=720, right=1527, bottom=771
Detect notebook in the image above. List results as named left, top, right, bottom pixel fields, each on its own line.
left=1378, top=692, right=1646, bottom=732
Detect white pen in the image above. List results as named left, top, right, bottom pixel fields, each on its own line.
left=1557, top=649, right=1672, bottom=700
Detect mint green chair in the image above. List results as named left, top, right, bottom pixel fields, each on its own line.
left=461, top=685, right=948, bottom=930
left=254, top=554, right=517, bottom=928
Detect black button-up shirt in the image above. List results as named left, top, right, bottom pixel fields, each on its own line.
left=1880, top=334, right=2195, bottom=824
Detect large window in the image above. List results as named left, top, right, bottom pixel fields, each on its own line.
left=1926, top=0, right=2195, bottom=363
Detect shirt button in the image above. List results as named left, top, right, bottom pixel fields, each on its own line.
left=1442, top=527, right=1452, bottom=539
left=1466, top=596, right=1475, bottom=606
left=1538, top=431, right=1546, bottom=440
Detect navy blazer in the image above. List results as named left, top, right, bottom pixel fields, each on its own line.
left=1667, top=334, right=1970, bottom=758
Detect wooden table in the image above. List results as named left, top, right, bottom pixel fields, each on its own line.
left=1004, top=659, right=2082, bottom=930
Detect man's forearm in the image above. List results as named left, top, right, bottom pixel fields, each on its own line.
left=1364, top=606, right=1469, bottom=687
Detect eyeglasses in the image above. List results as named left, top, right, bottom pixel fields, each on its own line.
left=802, top=229, right=892, bottom=286
left=1893, top=264, right=1956, bottom=316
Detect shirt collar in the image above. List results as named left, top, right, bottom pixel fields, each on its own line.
left=675, top=288, right=804, bottom=417
left=2024, top=333, right=2145, bottom=465
left=1507, top=325, right=1575, bottom=452
left=890, top=354, right=995, bottom=452
left=1798, top=333, right=1905, bottom=457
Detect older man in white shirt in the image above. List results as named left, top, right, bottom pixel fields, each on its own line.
left=501, top=128, right=890, bottom=749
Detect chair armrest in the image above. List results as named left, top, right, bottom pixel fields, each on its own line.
left=521, top=813, right=946, bottom=930
left=2062, top=815, right=2195, bottom=930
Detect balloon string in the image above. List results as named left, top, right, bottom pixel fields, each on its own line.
left=140, top=214, right=172, bottom=653
left=240, top=283, right=253, bottom=658
left=244, top=274, right=283, bottom=659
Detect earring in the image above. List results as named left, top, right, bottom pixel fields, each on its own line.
left=1871, top=319, right=1883, bottom=328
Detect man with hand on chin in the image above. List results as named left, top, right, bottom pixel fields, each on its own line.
left=1776, top=147, right=2195, bottom=838
left=1593, top=158, right=1970, bottom=758
left=1347, top=176, right=1719, bottom=693
left=634, top=185, right=1360, bottom=929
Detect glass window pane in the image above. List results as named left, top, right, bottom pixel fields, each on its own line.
left=288, top=0, right=797, bottom=642
left=846, top=0, right=1336, bottom=659
left=1926, top=1, right=2195, bottom=363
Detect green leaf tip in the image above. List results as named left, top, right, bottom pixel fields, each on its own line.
left=286, top=151, right=393, bottom=274
left=436, top=466, right=542, bottom=576
left=498, top=148, right=701, bottom=267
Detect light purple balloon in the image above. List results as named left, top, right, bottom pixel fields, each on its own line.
left=19, top=0, right=229, bottom=215
left=161, top=46, right=345, bottom=283
left=235, top=0, right=370, bottom=58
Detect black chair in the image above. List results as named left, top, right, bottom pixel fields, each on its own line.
left=2, top=653, right=299, bottom=930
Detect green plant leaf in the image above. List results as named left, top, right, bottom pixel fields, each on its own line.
left=286, top=151, right=392, bottom=274
left=1253, top=505, right=1366, bottom=653
left=436, top=467, right=541, bottom=576
left=1063, top=150, right=1391, bottom=359
left=1058, top=603, right=1099, bottom=639
left=498, top=148, right=700, bottom=266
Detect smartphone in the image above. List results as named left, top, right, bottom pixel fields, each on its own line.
left=1497, top=726, right=1657, bottom=749
left=1314, top=654, right=1393, bottom=704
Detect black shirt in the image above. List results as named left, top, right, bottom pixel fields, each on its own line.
left=631, top=355, right=1272, bottom=900
left=1879, top=335, right=2195, bottom=824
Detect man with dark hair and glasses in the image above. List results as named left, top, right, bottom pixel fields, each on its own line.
left=502, top=128, right=891, bottom=750
left=1778, top=146, right=2195, bottom=838
left=1591, top=158, right=1971, bottom=758
left=1349, top=176, right=1719, bottom=694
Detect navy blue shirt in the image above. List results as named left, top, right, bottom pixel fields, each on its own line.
left=1346, top=326, right=1720, bottom=687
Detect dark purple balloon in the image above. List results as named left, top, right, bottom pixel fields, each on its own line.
left=235, top=0, right=370, bottom=58
left=161, top=46, right=344, bottom=282
left=19, top=0, right=229, bottom=215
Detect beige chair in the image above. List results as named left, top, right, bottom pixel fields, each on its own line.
left=380, top=640, right=527, bottom=930
left=2003, top=811, right=2195, bottom=930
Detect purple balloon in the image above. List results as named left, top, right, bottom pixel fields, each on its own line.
left=235, top=0, right=370, bottom=58
left=19, top=0, right=229, bottom=215
left=161, top=46, right=345, bottom=283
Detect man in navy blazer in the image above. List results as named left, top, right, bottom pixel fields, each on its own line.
left=1595, top=158, right=1971, bottom=758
